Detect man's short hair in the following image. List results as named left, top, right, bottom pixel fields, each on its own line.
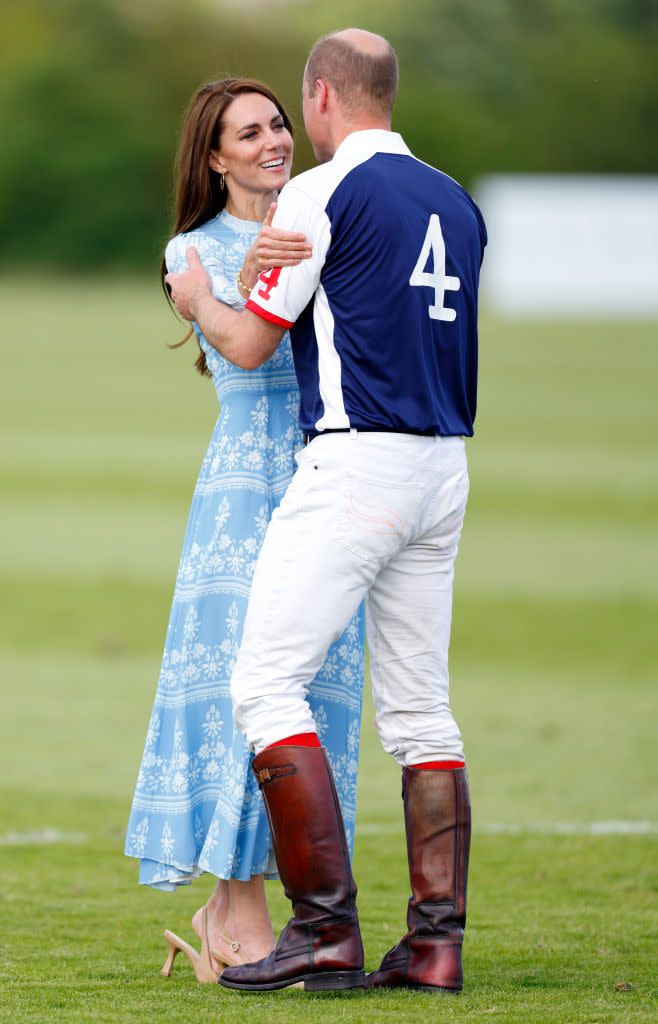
left=305, top=32, right=399, bottom=116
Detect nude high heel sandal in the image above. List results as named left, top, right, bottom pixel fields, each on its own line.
left=161, top=906, right=219, bottom=983
left=211, top=931, right=304, bottom=988
left=210, top=928, right=250, bottom=970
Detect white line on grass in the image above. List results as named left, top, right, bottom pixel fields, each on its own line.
left=360, top=821, right=658, bottom=836
left=0, top=828, right=87, bottom=846
left=1, top=822, right=656, bottom=846
left=479, top=821, right=658, bottom=835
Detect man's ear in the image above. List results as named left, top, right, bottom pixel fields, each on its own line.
left=315, top=79, right=330, bottom=114
left=209, top=151, right=227, bottom=174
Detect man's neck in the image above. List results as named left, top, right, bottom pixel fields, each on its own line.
left=329, top=118, right=392, bottom=155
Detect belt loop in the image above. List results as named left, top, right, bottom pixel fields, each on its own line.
left=434, top=433, right=440, bottom=443
left=350, top=428, right=358, bottom=440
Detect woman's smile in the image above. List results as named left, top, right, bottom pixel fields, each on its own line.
left=213, top=92, right=294, bottom=202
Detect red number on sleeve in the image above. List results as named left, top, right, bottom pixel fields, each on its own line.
left=257, top=267, right=282, bottom=302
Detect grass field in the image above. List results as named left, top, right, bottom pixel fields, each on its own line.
left=0, top=276, right=656, bottom=1023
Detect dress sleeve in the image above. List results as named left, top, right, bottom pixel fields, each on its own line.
left=245, top=185, right=331, bottom=327
left=165, top=232, right=245, bottom=310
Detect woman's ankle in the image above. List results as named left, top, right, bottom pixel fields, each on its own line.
left=193, top=880, right=229, bottom=936
left=226, top=909, right=272, bottom=937
left=224, top=905, right=275, bottom=954
left=208, top=877, right=229, bottom=907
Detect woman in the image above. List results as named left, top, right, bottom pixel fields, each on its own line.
left=124, top=79, right=364, bottom=981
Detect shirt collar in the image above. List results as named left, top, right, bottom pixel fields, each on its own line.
left=332, top=129, right=412, bottom=163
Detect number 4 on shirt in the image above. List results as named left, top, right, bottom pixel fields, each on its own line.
left=409, top=214, right=460, bottom=322
left=257, top=267, right=282, bottom=301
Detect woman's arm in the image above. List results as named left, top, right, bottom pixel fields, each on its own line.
left=167, top=188, right=327, bottom=370
left=167, top=247, right=285, bottom=370
left=167, top=232, right=244, bottom=310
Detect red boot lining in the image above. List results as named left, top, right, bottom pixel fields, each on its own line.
left=411, top=760, right=465, bottom=770
left=265, top=732, right=321, bottom=750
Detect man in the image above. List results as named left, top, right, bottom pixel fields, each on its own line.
left=166, top=28, right=487, bottom=994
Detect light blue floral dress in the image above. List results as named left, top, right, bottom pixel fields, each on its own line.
left=124, top=210, right=365, bottom=888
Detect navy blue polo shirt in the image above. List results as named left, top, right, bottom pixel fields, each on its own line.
left=246, top=130, right=487, bottom=436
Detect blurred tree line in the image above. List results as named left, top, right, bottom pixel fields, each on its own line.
left=0, top=0, right=656, bottom=270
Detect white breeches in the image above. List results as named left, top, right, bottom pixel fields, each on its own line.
left=230, top=431, right=469, bottom=766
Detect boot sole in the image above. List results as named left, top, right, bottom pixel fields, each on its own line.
left=219, top=969, right=366, bottom=992
left=403, top=982, right=461, bottom=994
left=367, top=976, right=461, bottom=993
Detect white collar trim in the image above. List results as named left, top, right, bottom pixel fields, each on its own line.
left=333, top=130, right=412, bottom=163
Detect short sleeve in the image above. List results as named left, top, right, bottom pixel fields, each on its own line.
left=165, top=232, right=244, bottom=310
left=245, top=184, right=331, bottom=327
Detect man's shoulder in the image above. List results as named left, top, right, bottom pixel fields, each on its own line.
left=402, top=155, right=487, bottom=244
left=279, top=160, right=349, bottom=214
left=407, top=155, right=479, bottom=202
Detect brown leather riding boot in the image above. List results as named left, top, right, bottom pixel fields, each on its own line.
left=367, top=765, right=471, bottom=992
left=218, top=744, right=365, bottom=992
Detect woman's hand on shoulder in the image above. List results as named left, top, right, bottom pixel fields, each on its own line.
left=165, top=247, right=212, bottom=321
left=240, top=203, right=312, bottom=292
left=165, top=231, right=214, bottom=275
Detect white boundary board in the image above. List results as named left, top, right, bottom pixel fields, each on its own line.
left=475, top=175, right=658, bottom=317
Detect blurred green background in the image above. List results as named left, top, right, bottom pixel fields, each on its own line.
left=1, top=3, right=657, bottom=1020
left=1, top=0, right=657, bottom=269
left=1, top=289, right=656, bottom=1022
left=2, top=0, right=654, bottom=815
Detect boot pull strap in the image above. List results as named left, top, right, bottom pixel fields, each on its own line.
left=255, top=763, right=297, bottom=787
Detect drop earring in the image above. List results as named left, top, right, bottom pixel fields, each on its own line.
left=219, top=172, right=225, bottom=190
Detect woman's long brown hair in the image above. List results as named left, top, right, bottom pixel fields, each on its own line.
left=162, top=79, right=293, bottom=376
